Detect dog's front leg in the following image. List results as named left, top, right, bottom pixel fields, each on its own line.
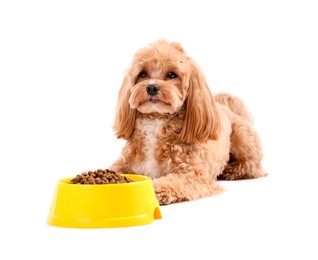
left=153, top=172, right=223, bottom=205
left=109, top=156, right=134, bottom=174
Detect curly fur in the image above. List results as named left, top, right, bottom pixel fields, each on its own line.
left=111, top=39, right=265, bottom=205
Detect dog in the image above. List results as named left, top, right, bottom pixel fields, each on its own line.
left=110, top=39, right=265, bottom=205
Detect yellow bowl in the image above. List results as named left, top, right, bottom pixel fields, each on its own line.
left=47, top=174, right=162, bottom=228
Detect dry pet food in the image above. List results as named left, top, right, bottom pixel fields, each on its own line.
left=69, top=169, right=134, bottom=185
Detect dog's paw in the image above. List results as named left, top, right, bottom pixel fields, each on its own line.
left=153, top=182, right=177, bottom=205
left=218, top=163, right=264, bottom=180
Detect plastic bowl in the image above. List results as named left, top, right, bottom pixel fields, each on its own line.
left=47, top=174, right=162, bottom=228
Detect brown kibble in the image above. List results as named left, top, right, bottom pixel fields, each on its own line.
left=88, top=178, right=95, bottom=184
left=68, top=169, right=134, bottom=185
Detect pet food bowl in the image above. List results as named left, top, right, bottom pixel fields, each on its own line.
left=47, top=174, right=162, bottom=228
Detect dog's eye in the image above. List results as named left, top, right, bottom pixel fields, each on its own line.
left=166, top=71, right=177, bottom=79
left=139, top=71, right=148, bottom=78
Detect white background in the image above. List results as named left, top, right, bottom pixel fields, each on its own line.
left=1, top=0, right=318, bottom=259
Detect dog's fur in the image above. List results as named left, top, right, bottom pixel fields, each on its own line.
left=110, top=39, right=265, bottom=205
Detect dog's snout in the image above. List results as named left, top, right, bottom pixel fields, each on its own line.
left=146, top=84, right=159, bottom=96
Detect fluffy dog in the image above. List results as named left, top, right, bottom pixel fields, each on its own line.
left=110, top=39, right=265, bottom=205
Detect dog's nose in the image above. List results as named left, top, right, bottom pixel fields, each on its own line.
left=146, top=84, right=159, bottom=96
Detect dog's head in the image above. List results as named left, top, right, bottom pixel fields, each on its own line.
left=113, top=39, right=220, bottom=143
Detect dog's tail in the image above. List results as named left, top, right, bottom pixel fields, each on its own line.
left=214, top=92, right=254, bottom=124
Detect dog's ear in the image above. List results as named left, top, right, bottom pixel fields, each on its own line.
left=179, top=58, right=220, bottom=143
left=113, top=72, right=137, bottom=139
